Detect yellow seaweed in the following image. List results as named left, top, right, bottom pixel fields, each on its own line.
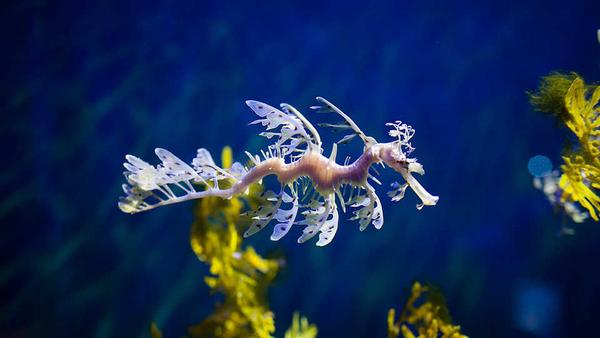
left=530, top=74, right=600, bottom=221
left=529, top=72, right=579, bottom=122
left=284, top=312, right=318, bottom=338
left=150, top=147, right=466, bottom=338
left=187, top=146, right=281, bottom=338
left=150, top=322, right=163, bottom=338
left=387, top=282, right=467, bottom=338
left=558, top=77, right=600, bottom=220
left=560, top=156, right=600, bottom=220
left=149, top=147, right=322, bottom=338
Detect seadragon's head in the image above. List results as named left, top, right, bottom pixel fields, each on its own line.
left=311, top=96, right=438, bottom=210
left=372, top=121, right=439, bottom=209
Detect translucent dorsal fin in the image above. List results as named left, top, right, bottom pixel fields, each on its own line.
left=280, top=103, right=322, bottom=150
left=312, top=97, right=377, bottom=147
left=329, top=143, right=338, bottom=164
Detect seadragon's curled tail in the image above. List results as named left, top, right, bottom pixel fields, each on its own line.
left=118, top=97, right=439, bottom=246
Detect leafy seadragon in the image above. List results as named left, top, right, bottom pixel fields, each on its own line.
left=119, top=97, right=439, bottom=246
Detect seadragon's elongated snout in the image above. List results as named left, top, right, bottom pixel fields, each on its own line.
left=374, top=120, right=439, bottom=208
left=396, top=163, right=439, bottom=207
left=377, top=145, right=439, bottom=208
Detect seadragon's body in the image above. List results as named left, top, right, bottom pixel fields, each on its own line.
left=119, top=97, right=439, bottom=246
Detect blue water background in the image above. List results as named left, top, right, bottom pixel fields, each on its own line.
left=2, top=1, right=600, bottom=337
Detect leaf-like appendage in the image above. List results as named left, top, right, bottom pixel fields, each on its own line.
left=123, top=155, right=161, bottom=191
left=348, top=183, right=384, bottom=230
left=119, top=148, right=240, bottom=214
left=386, top=121, right=415, bottom=156
left=387, top=181, right=409, bottom=202
left=316, top=201, right=339, bottom=246
left=295, top=194, right=339, bottom=245
left=246, top=100, right=315, bottom=157
left=270, top=190, right=299, bottom=241
left=155, top=148, right=198, bottom=187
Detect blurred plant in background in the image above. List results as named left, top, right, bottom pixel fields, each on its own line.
left=187, top=146, right=280, bottom=338
left=529, top=73, right=600, bottom=224
left=387, top=282, right=467, bottom=338
left=150, top=322, right=163, bottom=338
left=146, top=147, right=463, bottom=338
left=152, top=146, right=319, bottom=338
left=283, top=312, right=318, bottom=338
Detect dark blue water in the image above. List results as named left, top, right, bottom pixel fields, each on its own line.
left=2, top=1, right=600, bottom=337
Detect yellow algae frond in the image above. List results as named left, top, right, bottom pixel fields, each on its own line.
left=188, top=146, right=281, bottom=338
left=149, top=146, right=321, bottom=337
left=150, top=322, right=163, bottom=338
left=387, top=282, right=467, bottom=338
left=529, top=72, right=579, bottom=121
left=284, top=312, right=318, bottom=338
left=560, top=156, right=600, bottom=220
left=529, top=73, right=600, bottom=223
left=562, top=77, right=600, bottom=147
left=558, top=77, right=600, bottom=220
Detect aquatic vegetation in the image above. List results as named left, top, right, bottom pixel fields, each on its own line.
left=151, top=148, right=322, bottom=338
left=150, top=322, right=163, bottom=338
left=284, top=312, right=318, bottom=338
left=528, top=72, right=578, bottom=122
left=187, top=147, right=281, bottom=338
left=387, top=282, right=467, bottom=338
left=533, top=171, right=588, bottom=227
left=529, top=74, right=600, bottom=222
left=119, top=97, right=438, bottom=245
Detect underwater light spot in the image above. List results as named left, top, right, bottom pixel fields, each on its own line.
left=513, top=279, right=561, bottom=337
left=527, top=155, right=553, bottom=177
